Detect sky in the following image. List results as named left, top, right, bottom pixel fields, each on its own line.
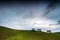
left=0, top=1, right=60, bottom=32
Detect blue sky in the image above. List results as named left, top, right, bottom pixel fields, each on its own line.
left=0, top=1, right=60, bottom=32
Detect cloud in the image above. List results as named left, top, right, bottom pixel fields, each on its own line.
left=43, top=0, right=57, bottom=16
left=0, top=2, right=60, bottom=32
left=3, top=16, right=57, bottom=31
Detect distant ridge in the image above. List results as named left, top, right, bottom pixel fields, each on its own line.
left=0, top=26, right=11, bottom=29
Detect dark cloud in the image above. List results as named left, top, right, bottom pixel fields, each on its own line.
left=43, top=0, right=57, bottom=16
left=58, top=21, right=60, bottom=24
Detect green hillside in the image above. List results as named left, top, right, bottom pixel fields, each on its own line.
left=0, top=26, right=60, bottom=40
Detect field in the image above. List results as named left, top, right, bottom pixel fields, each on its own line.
left=0, top=26, right=60, bottom=40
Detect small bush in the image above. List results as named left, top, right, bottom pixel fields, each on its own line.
left=47, top=30, right=51, bottom=33
left=37, top=29, right=41, bottom=32
left=32, top=28, right=35, bottom=32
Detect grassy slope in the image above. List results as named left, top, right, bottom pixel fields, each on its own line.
left=0, top=26, right=60, bottom=40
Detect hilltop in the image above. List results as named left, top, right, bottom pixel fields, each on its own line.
left=0, top=26, right=60, bottom=40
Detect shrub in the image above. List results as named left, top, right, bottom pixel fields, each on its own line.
left=37, top=29, right=41, bottom=31
left=47, top=30, right=51, bottom=33
left=32, top=28, right=35, bottom=31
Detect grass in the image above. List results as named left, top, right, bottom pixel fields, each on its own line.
left=0, top=26, right=60, bottom=40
